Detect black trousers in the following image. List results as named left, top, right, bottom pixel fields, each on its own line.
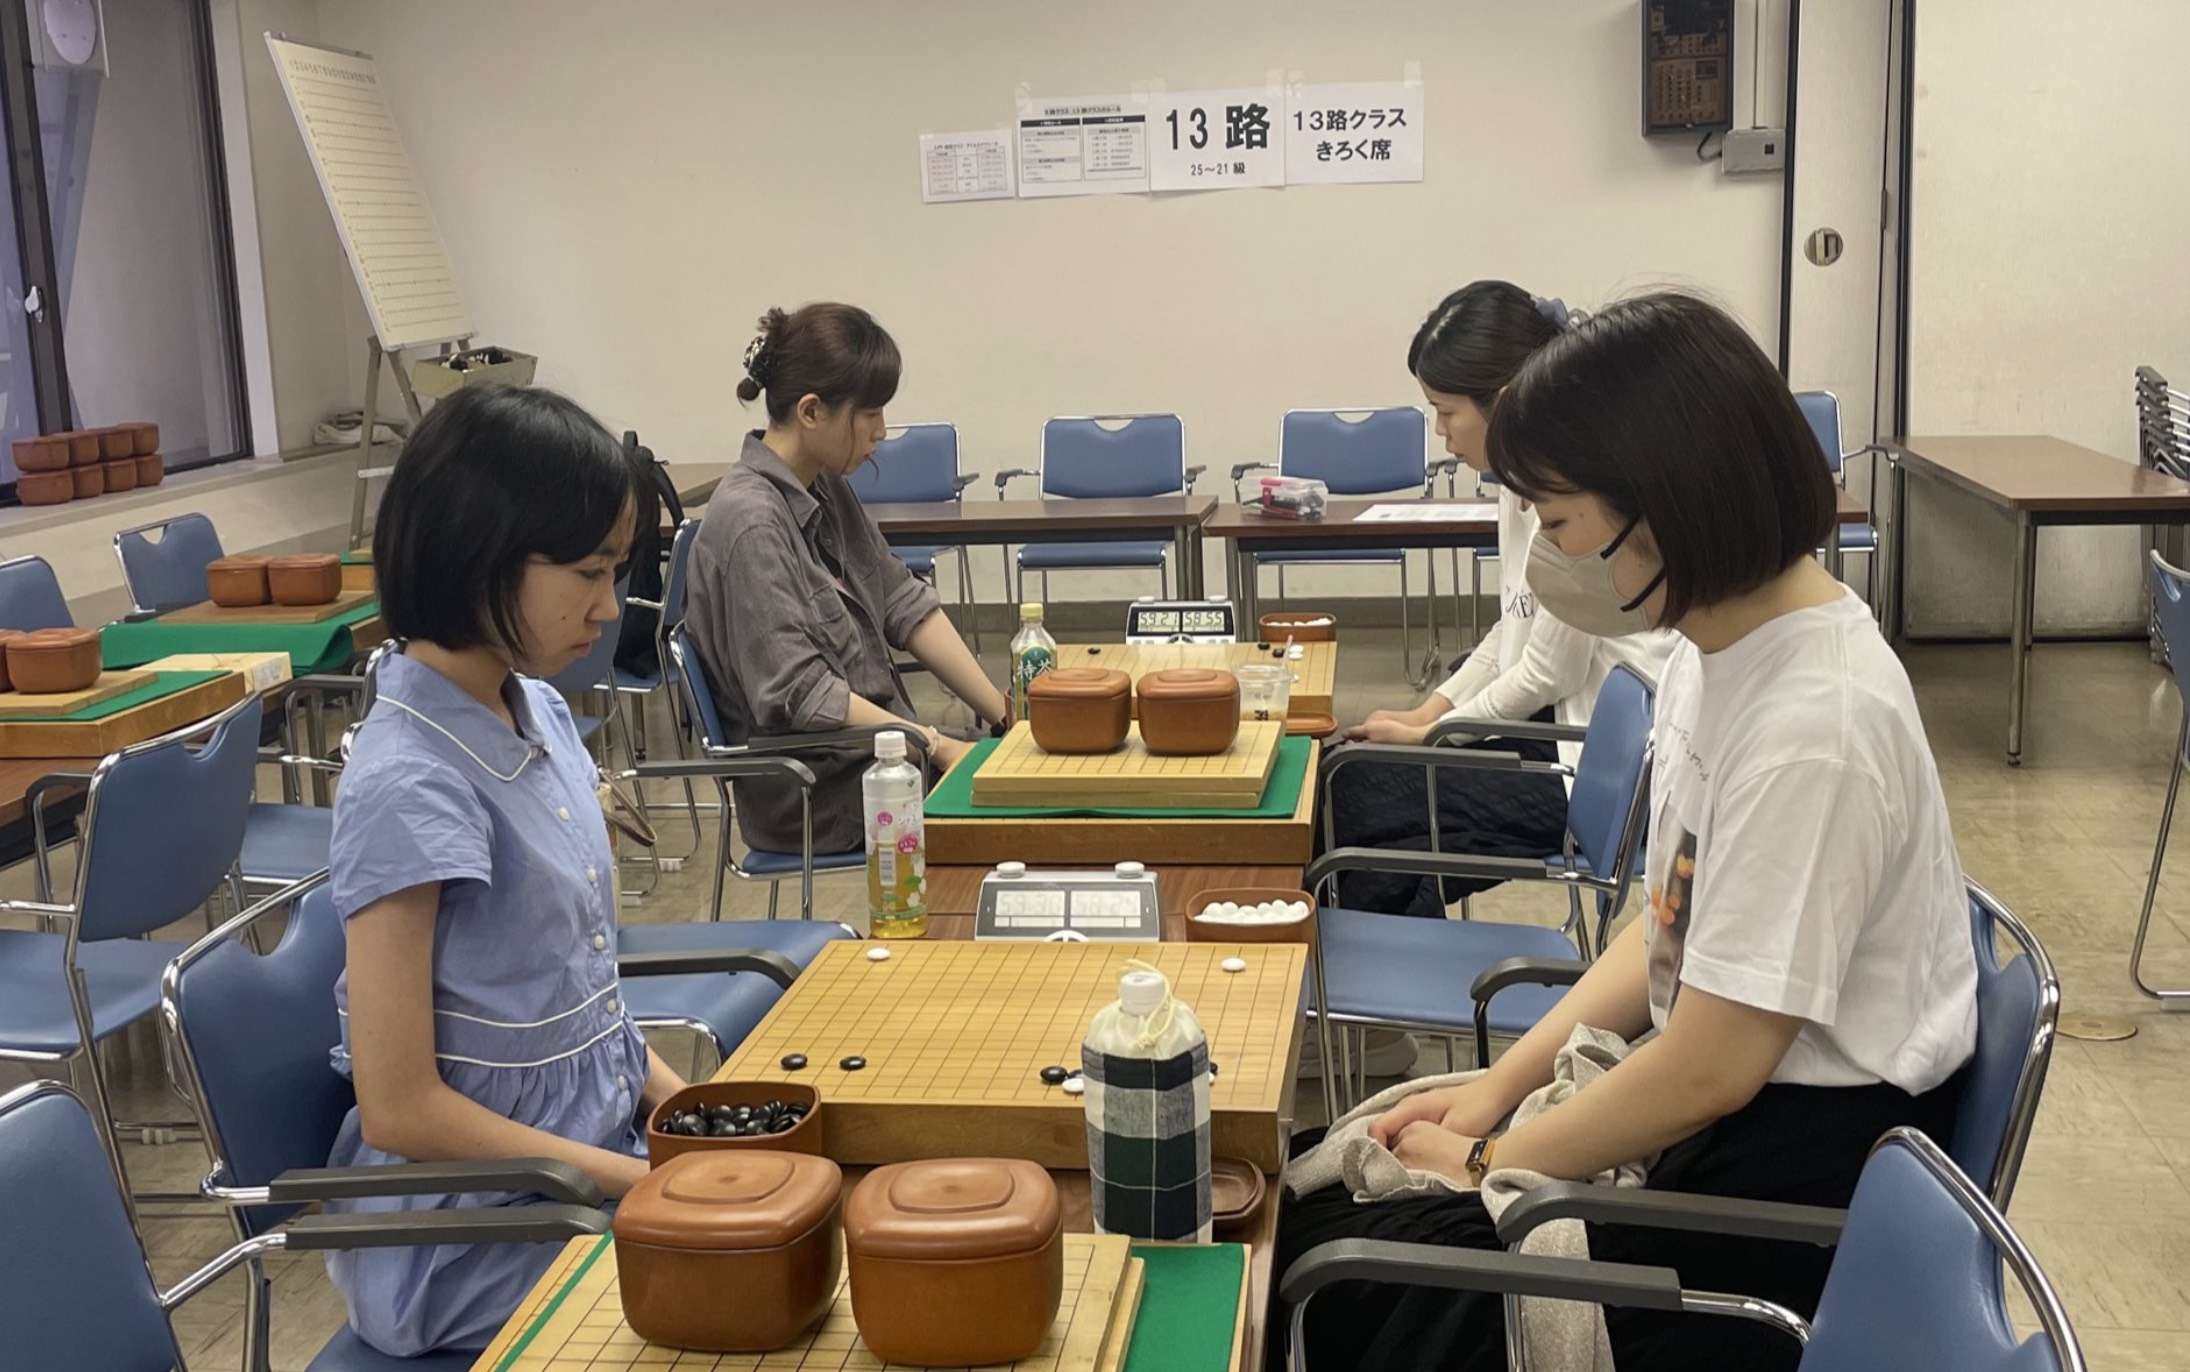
left=1322, top=708, right=1568, bottom=919
left=1271, top=1072, right=1964, bottom=1372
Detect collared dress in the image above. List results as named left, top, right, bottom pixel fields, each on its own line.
left=322, top=654, right=650, bottom=1356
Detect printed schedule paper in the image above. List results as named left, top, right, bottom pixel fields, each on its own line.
left=920, top=129, right=1014, bottom=203
left=1354, top=502, right=1498, bottom=523
left=1016, top=93, right=1151, bottom=197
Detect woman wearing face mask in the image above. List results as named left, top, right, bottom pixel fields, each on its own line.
left=1274, top=293, right=1975, bottom=1372
left=685, top=303, right=1008, bottom=860
left=1327, top=282, right=1675, bottom=924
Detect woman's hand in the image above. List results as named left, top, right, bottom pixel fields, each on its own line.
left=1369, top=1078, right=1513, bottom=1147
left=1389, top=1122, right=1482, bottom=1186
left=1343, top=716, right=1432, bottom=746
left=929, top=731, right=973, bottom=771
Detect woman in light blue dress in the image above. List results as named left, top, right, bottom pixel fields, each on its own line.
left=326, top=384, right=685, bottom=1356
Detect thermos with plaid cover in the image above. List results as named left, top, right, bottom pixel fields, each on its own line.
left=1082, top=962, right=1212, bottom=1241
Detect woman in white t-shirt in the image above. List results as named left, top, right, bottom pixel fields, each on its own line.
left=1329, top=281, right=1674, bottom=921
left=1276, top=292, right=1977, bottom=1372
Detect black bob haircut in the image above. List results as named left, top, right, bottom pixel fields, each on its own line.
left=1485, top=292, right=1834, bottom=624
left=373, top=384, right=641, bottom=656
left=1406, top=280, right=1561, bottom=408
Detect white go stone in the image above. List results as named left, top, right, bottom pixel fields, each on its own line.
left=1061, top=1077, right=1086, bottom=1096
left=866, top=946, right=892, bottom=962
left=1221, top=956, right=1249, bottom=973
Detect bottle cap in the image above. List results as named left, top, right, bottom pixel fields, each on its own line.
left=1119, top=969, right=1167, bottom=1015
left=1020, top=602, right=1044, bottom=621
left=875, top=729, right=906, bottom=761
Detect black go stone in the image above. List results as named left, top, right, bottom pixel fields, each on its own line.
left=781, top=1053, right=809, bottom=1071
left=1039, top=1065, right=1069, bottom=1085
left=840, top=1055, right=867, bottom=1071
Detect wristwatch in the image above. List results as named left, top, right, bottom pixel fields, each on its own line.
left=1464, top=1136, right=1497, bottom=1186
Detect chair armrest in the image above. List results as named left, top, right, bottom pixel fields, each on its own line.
left=952, top=473, right=979, bottom=495
left=1493, top=1183, right=1848, bottom=1248
left=1182, top=463, right=1207, bottom=491
left=1426, top=717, right=1590, bottom=747
left=1279, top=1237, right=1685, bottom=1312
left=282, top=1203, right=609, bottom=1252
left=1305, top=846, right=1552, bottom=893
left=1470, top=956, right=1589, bottom=1004
left=265, top=752, right=344, bottom=776
left=627, top=596, right=665, bottom=613
left=626, top=755, right=820, bottom=786
left=23, top=770, right=92, bottom=809
left=1322, top=741, right=1563, bottom=781
left=993, top=467, right=1034, bottom=497
left=264, top=1158, right=605, bottom=1207
left=1230, top=461, right=1278, bottom=501
left=618, top=947, right=801, bottom=990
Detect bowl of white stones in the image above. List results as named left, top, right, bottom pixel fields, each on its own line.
left=1185, top=889, right=1316, bottom=945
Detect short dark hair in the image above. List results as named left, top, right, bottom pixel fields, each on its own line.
left=1407, top=280, right=1562, bottom=408
left=1485, top=291, right=1834, bottom=622
left=737, top=302, right=901, bottom=423
left=373, top=385, right=636, bottom=654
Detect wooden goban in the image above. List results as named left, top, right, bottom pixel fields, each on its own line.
left=1061, top=642, right=1336, bottom=718
left=0, top=671, right=249, bottom=759
left=928, top=741, right=1319, bottom=867
left=161, top=588, right=376, bottom=625
left=973, top=721, right=1282, bottom=809
left=469, top=1231, right=1140, bottom=1372
left=0, top=670, right=156, bottom=720
left=718, top=940, right=1308, bottom=1174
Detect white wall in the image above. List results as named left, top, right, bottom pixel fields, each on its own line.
left=208, top=0, right=1789, bottom=606
left=1904, top=0, right=2190, bottom=636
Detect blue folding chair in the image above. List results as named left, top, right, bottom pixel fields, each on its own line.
left=0, top=1077, right=605, bottom=1372
left=2131, top=549, right=2190, bottom=1005
left=622, top=518, right=706, bottom=857
left=114, top=511, right=225, bottom=612
left=1303, top=664, right=1657, bottom=1111
left=1795, top=390, right=1880, bottom=600
left=0, top=555, right=85, bottom=876
left=1280, top=1128, right=2085, bottom=1372
left=995, top=414, right=1201, bottom=605
left=1236, top=408, right=1435, bottom=674
left=851, top=422, right=982, bottom=653
left=0, top=691, right=261, bottom=1208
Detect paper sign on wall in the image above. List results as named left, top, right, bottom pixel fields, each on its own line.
left=1016, top=94, right=1151, bottom=197
left=1284, top=80, right=1425, bottom=185
left=920, top=130, right=1014, bottom=203
left=1148, top=88, right=1287, bottom=192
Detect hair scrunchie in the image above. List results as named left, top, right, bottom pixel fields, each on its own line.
left=1532, top=295, right=1572, bottom=331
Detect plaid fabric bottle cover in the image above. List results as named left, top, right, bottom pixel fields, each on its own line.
left=1082, top=964, right=1212, bottom=1242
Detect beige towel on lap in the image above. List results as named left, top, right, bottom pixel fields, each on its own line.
left=1283, top=1026, right=1652, bottom=1372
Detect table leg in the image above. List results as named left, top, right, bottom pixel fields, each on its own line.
left=2007, top=514, right=2037, bottom=765
left=1181, top=524, right=1205, bottom=600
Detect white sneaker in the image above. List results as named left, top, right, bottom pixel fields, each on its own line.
left=1297, top=1029, right=1418, bottom=1079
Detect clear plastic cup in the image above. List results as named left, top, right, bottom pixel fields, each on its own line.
left=1234, top=664, right=1292, bottom=723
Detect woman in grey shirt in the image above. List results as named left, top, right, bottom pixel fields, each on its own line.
left=685, top=302, right=1007, bottom=855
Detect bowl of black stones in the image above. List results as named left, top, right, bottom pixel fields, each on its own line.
left=646, top=1082, right=823, bottom=1167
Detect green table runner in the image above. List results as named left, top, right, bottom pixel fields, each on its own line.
left=0, top=671, right=228, bottom=722
left=1125, top=1242, right=1249, bottom=1372
left=925, top=735, right=1311, bottom=820
left=101, top=599, right=381, bottom=675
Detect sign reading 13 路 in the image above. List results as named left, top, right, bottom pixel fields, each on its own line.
left=1148, top=88, right=1287, bottom=192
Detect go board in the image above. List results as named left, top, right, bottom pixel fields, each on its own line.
left=1060, top=643, right=1336, bottom=718
left=162, top=589, right=376, bottom=625
left=972, top=722, right=1281, bottom=809
left=0, top=670, right=155, bottom=720
left=719, top=940, right=1308, bottom=1174
left=471, top=1231, right=1142, bottom=1372
left=0, top=670, right=249, bottom=759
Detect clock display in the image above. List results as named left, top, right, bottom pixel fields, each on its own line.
left=1180, top=609, right=1228, bottom=634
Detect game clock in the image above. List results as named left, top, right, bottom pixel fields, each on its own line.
left=1125, top=597, right=1238, bottom=644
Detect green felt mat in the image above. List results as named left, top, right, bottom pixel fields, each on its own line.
left=925, top=735, right=1311, bottom=820
left=101, top=599, right=381, bottom=675
left=1125, top=1242, right=1248, bottom=1372
left=0, top=671, right=228, bottom=722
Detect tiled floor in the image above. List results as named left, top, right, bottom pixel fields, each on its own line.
left=9, top=628, right=2190, bottom=1367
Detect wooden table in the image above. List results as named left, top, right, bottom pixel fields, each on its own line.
left=1204, top=499, right=1497, bottom=626
left=1890, top=436, right=2190, bottom=763
left=658, top=461, right=728, bottom=509
left=867, top=496, right=1219, bottom=600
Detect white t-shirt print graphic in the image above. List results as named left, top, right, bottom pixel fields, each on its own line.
left=1640, top=590, right=1976, bottom=1094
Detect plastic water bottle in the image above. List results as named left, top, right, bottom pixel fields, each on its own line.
left=862, top=730, right=928, bottom=939
left=1008, top=602, right=1057, bottom=721
left=1082, top=962, right=1212, bottom=1241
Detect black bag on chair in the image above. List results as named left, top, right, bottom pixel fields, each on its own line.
left=614, top=430, right=671, bottom=680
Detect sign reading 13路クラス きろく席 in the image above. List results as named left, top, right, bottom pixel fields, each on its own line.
left=1016, top=93, right=1152, bottom=198
left=1283, top=80, right=1425, bottom=186
left=1149, top=88, right=1287, bottom=192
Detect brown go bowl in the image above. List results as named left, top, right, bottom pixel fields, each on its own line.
left=71, top=466, right=105, bottom=499
left=97, top=428, right=134, bottom=460
left=11, top=437, right=69, bottom=474
left=267, top=554, right=342, bottom=606
left=101, top=458, right=138, bottom=493
left=16, top=471, right=72, bottom=506
left=66, top=432, right=101, bottom=466
left=206, top=556, right=272, bottom=608
left=1185, top=887, right=1318, bottom=944
left=1135, top=668, right=1241, bottom=756
left=8, top=628, right=103, bottom=695
left=1258, top=610, right=1338, bottom=643
left=0, top=629, right=22, bottom=692
left=134, top=453, right=165, bottom=487
left=129, top=422, right=160, bottom=456
left=646, top=1082, right=824, bottom=1168
left=1026, top=667, right=1131, bottom=754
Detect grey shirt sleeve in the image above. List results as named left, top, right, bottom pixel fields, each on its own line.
left=858, top=509, right=943, bottom=650
left=696, top=522, right=851, bottom=735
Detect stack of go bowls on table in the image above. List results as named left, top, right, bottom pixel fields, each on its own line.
left=12, top=423, right=164, bottom=506
left=1028, top=665, right=1244, bottom=756
left=0, top=626, right=105, bottom=695
left=204, top=553, right=343, bottom=608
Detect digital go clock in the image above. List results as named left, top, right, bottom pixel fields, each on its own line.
left=1125, top=597, right=1238, bottom=644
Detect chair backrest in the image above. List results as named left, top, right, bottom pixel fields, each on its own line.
left=1565, top=664, right=1656, bottom=885
left=543, top=577, right=629, bottom=698
left=1804, top=1128, right=2083, bottom=1372
left=74, top=692, right=261, bottom=942
left=1952, top=883, right=2058, bottom=1209
left=1040, top=415, right=1186, bottom=499
left=2147, top=552, right=2190, bottom=702
left=854, top=423, right=962, bottom=504
left=630, top=431, right=686, bottom=527
left=0, top=1081, right=185, bottom=1371
left=668, top=623, right=731, bottom=751
left=0, top=554, right=73, bottom=630
left=663, top=519, right=699, bottom=631
left=1795, top=390, right=1846, bottom=477
left=114, top=512, right=225, bottom=612
left=1279, top=408, right=1427, bottom=495
left=164, top=881, right=353, bottom=1239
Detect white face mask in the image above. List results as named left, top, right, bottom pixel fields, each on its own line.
left=1525, top=517, right=1664, bottom=639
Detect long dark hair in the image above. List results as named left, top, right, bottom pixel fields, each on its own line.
left=1406, top=281, right=1562, bottom=408
left=738, top=302, right=902, bottom=423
